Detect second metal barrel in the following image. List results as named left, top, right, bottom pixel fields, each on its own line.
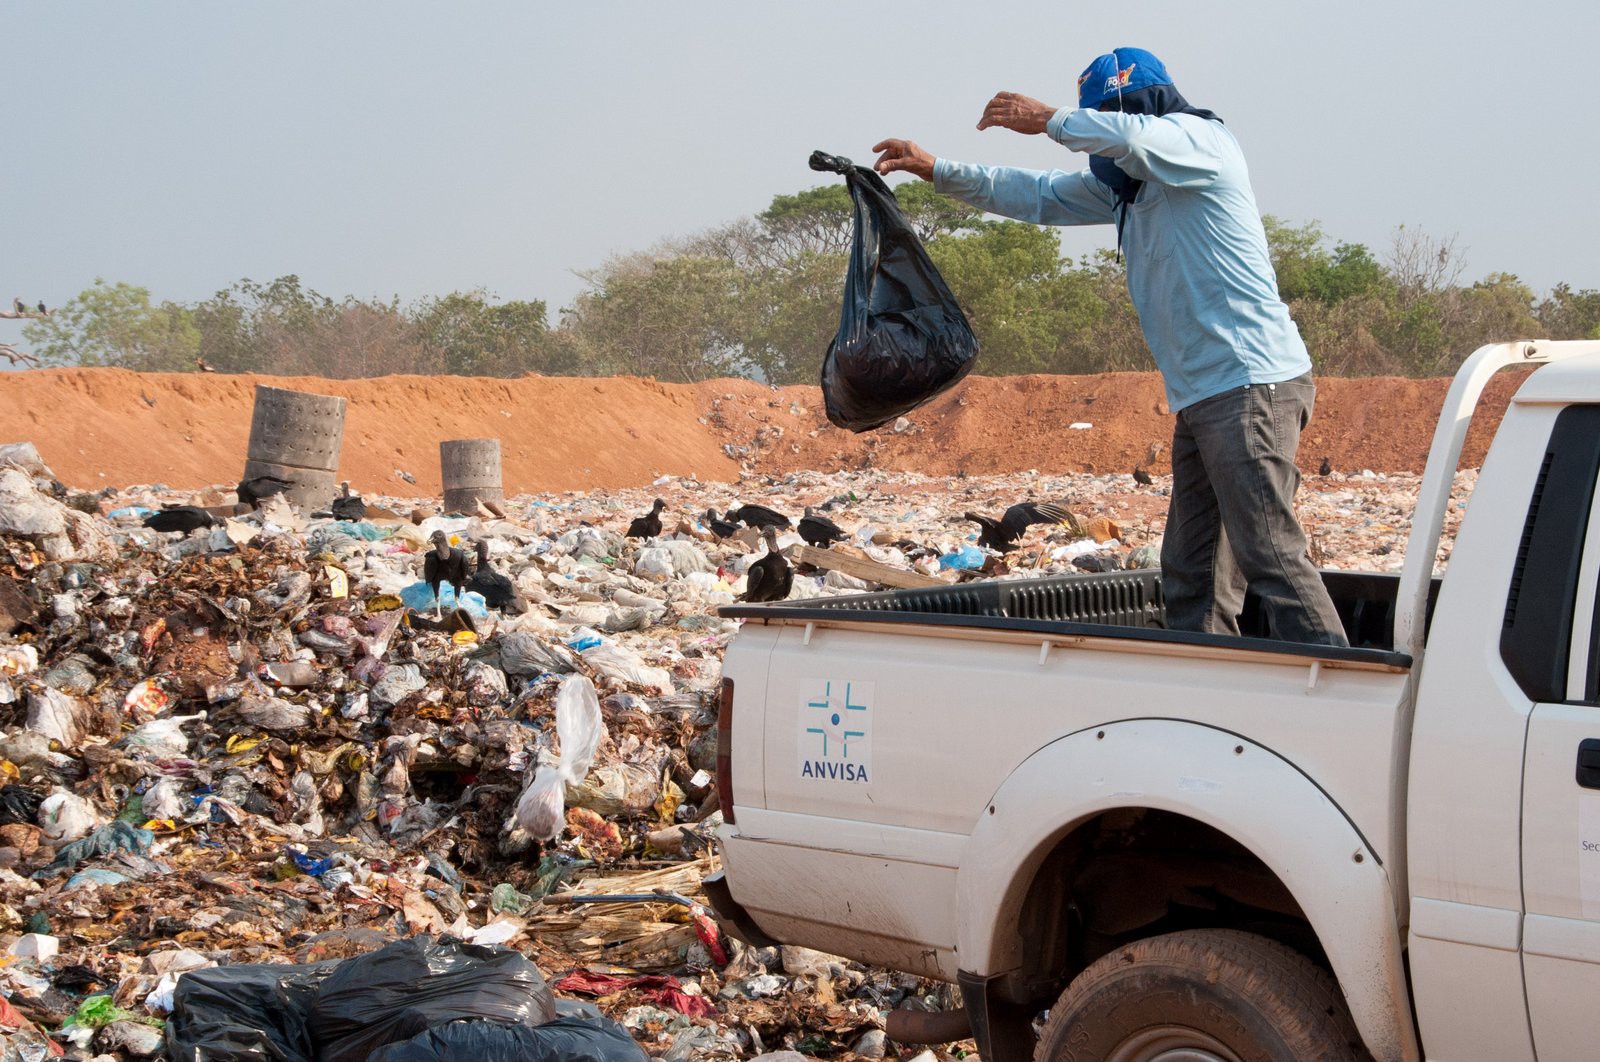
left=440, top=438, right=503, bottom=513
left=242, top=385, right=347, bottom=510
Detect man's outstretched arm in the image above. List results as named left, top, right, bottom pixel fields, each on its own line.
left=872, top=137, right=1115, bottom=227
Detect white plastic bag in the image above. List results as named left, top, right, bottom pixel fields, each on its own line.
left=39, top=789, right=98, bottom=846
left=512, top=674, right=606, bottom=840
left=122, top=713, right=207, bottom=758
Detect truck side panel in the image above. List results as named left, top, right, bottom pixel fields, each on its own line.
left=958, top=720, right=1418, bottom=1062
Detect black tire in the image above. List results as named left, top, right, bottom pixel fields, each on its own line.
left=1034, top=929, right=1368, bottom=1062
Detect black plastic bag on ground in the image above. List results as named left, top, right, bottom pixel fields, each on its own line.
left=306, top=936, right=557, bottom=1062
left=164, top=960, right=336, bottom=1062
left=366, top=1007, right=648, bottom=1062
left=810, top=149, right=979, bottom=432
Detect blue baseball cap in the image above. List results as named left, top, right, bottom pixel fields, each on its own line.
left=1077, top=47, right=1172, bottom=108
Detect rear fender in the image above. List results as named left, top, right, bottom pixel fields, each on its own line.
left=957, top=719, right=1419, bottom=1062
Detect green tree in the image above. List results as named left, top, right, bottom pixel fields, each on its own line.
left=1538, top=284, right=1600, bottom=340
left=409, top=291, right=578, bottom=377
left=22, top=279, right=200, bottom=370
left=930, top=221, right=1101, bottom=375
left=564, top=253, right=748, bottom=382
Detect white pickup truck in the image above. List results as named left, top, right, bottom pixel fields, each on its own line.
left=704, top=340, right=1600, bottom=1062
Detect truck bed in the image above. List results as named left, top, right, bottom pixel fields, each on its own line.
left=722, top=568, right=1438, bottom=666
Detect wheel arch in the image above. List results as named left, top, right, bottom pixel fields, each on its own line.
left=955, top=718, right=1419, bottom=1062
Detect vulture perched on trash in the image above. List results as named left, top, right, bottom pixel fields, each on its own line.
left=423, top=530, right=470, bottom=619
left=964, top=501, right=1076, bottom=553
left=143, top=506, right=215, bottom=534
left=729, top=503, right=791, bottom=530
left=1132, top=467, right=1153, bottom=486
left=626, top=498, right=666, bottom=539
left=330, top=482, right=366, bottom=521
left=741, top=527, right=793, bottom=603
left=466, top=540, right=525, bottom=613
left=797, top=506, right=847, bottom=548
left=703, top=509, right=740, bottom=540
left=237, top=475, right=293, bottom=508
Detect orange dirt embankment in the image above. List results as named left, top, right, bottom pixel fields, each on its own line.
left=0, top=368, right=1526, bottom=493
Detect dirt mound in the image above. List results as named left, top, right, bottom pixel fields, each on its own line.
left=700, top=372, right=1526, bottom=479
left=0, top=367, right=1524, bottom=493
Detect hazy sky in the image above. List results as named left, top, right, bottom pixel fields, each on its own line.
left=6, top=1, right=1597, bottom=354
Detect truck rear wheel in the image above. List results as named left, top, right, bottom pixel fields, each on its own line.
left=1033, top=929, right=1367, bottom=1062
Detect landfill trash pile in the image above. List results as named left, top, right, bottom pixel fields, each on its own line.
left=0, top=444, right=1461, bottom=1060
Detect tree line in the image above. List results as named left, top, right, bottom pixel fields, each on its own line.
left=22, top=184, right=1600, bottom=382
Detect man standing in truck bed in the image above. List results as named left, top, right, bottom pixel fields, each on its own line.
left=873, top=46, right=1347, bottom=646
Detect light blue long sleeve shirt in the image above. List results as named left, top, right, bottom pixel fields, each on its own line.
left=933, top=107, right=1311, bottom=412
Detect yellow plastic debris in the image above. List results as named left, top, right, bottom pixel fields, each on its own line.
left=225, top=733, right=266, bottom=755
left=325, top=565, right=349, bottom=599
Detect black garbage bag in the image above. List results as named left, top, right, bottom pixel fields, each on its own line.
left=165, top=960, right=336, bottom=1062
left=0, top=783, right=43, bottom=825
left=306, top=936, right=557, bottom=1062
left=366, top=1006, right=648, bottom=1062
left=810, top=149, right=979, bottom=432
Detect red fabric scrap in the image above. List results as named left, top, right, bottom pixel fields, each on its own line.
left=555, top=969, right=716, bottom=1018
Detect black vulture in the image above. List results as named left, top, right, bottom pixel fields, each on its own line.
left=330, top=482, right=366, bottom=521
left=466, top=540, right=525, bottom=613
left=703, top=509, right=740, bottom=540
left=1132, top=467, right=1153, bottom=486
left=729, top=503, right=791, bottom=530
left=741, top=527, right=793, bottom=603
left=35, top=301, right=46, bottom=315
left=797, top=506, right=846, bottom=548
left=1318, top=456, right=1333, bottom=477
left=964, top=501, right=1076, bottom=553
left=237, top=475, right=293, bottom=508
left=143, top=506, right=216, bottom=534
left=423, top=530, right=470, bottom=619
left=626, top=498, right=666, bottom=539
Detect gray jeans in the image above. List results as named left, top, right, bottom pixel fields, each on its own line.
left=1161, top=375, right=1348, bottom=646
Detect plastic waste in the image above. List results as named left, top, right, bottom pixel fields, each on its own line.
left=0, top=644, right=39, bottom=677
left=165, top=959, right=336, bottom=1062
left=366, top=1010, right=649, bottom=1062
left=399, top=580, right=489, bottom=618
left=514, top=674, right=605, bottom=840
left=568, top=762, right=664, bottom=818
left=39, top=788, right=99, bottom=846
left=227, top=693, right=313, bottom=733
left=25, top=685, right=89, bottom=746
left=937, top=544, right=986, bottom=571
left=122, top=712, right=207, bottom=758
left=498, top=631, right=579, bottom=676
left=370, top=663, right=427, bottom=706
left=64, top=866, right=130, bottom=890
left=306, top=936, right=557, bottom=1062
left=581, top=643, right=673, bottom=694
left=0, top=783, right=43, bottom=825
left=1126, top=543, right=1162, bottom=570
left=36, top=820, right=153, bottom=876
left=809, top=150, right=979, bottom=432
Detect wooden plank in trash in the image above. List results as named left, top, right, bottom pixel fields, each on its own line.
left=788, top=544, right=946, bottom=589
